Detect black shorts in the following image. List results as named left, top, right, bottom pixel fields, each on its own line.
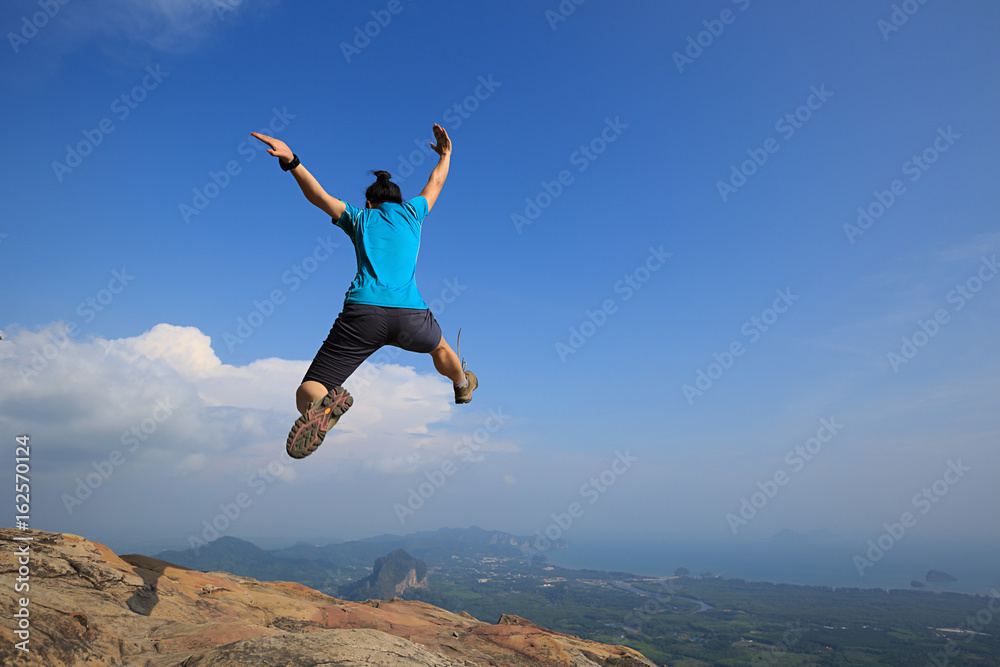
left=302, top=303, right=443, bottom=390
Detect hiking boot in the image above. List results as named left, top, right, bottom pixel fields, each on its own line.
left=454, top=370, right=478, bottom=404
left=286, top=386, right=353, bottom=459
left=452, top=328, right=478, bottom=404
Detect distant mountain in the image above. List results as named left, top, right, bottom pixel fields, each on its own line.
left=146, top=527, right=552, bottom=591
left=339, top=549, right=438, bottom=604
left=926, top=569, right=958, bottom=582
left=155, top=536, right=344, bottom=588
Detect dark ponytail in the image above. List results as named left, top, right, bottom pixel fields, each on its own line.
left=365, top=170, right=403, bottom=206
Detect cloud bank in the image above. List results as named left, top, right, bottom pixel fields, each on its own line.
left=0, top=321, right=518, bottom=537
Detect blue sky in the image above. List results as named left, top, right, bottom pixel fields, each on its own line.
left=2, top=1, right=998, bottom=584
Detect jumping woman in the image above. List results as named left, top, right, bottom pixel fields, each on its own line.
left=251, top=124, right=477, bottom=459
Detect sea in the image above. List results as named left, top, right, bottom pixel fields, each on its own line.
left=542, top=536, right=1000, bottom=597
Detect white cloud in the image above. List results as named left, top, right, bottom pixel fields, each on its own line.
left=0, top=321, right=526, bottom=541
left=0, top=322, right=516, bottom=482
left=175, top=452, right=208, bottom=475
left=73, top=0, right=275, bottom=51
left=931, top=231, right=1000, bottom=263
left=8, top=0, right=277, bottom=68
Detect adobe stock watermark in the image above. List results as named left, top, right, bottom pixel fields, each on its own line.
left=340, top=0, right=411, bottom=63
left=682, top=288, right=798, bottom=404
left=853, top=459, right=970, bottom=576
left=725, top=417, right=844, bottom=534
left=886, top=254, right=997, bottom=372
left=61, top=397, right=177, bottom=515
left=843, top=126, right=960, bottom=244
left=520, top=450, right=639, bottom=559
left=394, top=75, right=502, bottom=183
left=511, top=116, right=628, bottom=234
left=878, top=0, right=932, bottom=41
left=51, top=65, right=169, bottom=182
left=922, top=589, right=1000, bottom=667
left=7, top=0, right=71, bottom=53
left=716, top=84, right=833, bottom=202
left=179, top=106, right=295, bottom=224
left=392, top=407, right=510, bottom=525
left=556, top=246, right=671, bottom=362
left=188, top=459, right=287, bottom=553
left=672, top=0, right=752, bottom=73
left=17, top=268, right=135, bottom=384
left=545, top=0, right=586, bottom=31
left=223, top=235, right=338, bottom=352
left=349, top=277, right=468, bottom=391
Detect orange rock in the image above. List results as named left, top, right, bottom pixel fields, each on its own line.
left=0, top=528, right=657, bottom=667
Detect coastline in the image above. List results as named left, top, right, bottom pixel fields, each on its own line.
left=542, top=537, right=1000, bottom=597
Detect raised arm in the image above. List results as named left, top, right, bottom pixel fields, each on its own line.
left=419, top=123, right=452, bottom=212
left=251, top=132, right=347, bottom=221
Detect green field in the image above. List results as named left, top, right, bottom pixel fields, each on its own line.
left=430, top=563, right=1000, bottom=666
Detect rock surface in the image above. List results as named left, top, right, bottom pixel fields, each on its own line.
left=1, top=529, right=657, bottom=666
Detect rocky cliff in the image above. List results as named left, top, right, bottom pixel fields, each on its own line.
left=0, top=528, right=657, bottom=666
left=339, top=548, right=430, bottom=602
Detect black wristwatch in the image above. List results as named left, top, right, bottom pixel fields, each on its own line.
left=280, top=154, right=300, bottom=172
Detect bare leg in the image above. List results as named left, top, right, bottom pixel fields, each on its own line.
left=430, top=337, right=465, bottom=384
left=296, top=380, right=329, bottom=415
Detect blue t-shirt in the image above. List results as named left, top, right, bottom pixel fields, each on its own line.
left=333, top=196, right=429, bottom=308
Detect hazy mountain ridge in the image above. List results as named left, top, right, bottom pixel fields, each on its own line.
left=152, top=526, right=551, bottom=593
left=156, top=535, right=336, bottom=582
left=269, top=525, right=551, bottom=569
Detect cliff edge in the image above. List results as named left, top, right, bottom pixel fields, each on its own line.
left=1, top=528, right=656, bottom=666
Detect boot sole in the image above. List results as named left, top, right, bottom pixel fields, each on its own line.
left=286, top=387, right=353, bottom=459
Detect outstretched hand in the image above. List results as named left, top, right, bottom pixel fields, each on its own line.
left=251, top=132, right=293, bottom=163
left=429, top=123, right=451, bottom=157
